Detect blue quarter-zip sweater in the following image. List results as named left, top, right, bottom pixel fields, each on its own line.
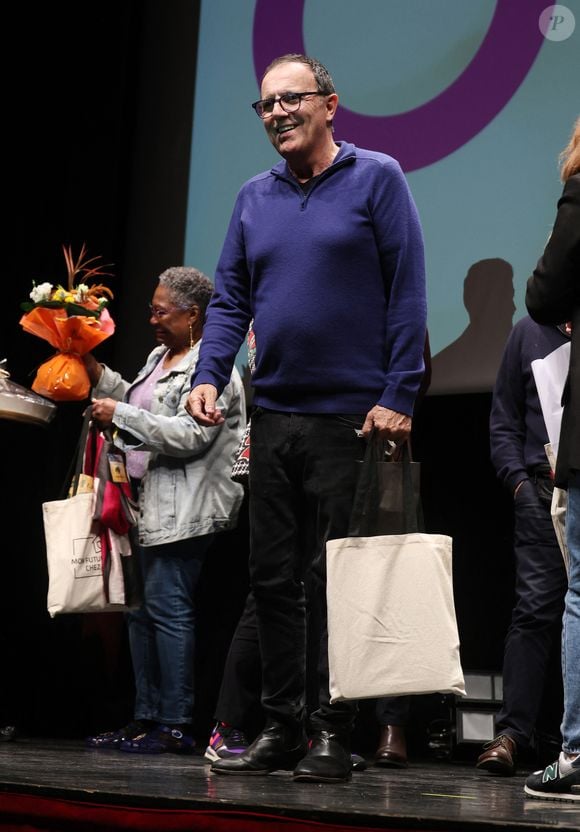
left=192, top=141, right=427, bottom=416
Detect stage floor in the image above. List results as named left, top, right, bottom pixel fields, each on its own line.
left=0, top=738, right=579, bottom=832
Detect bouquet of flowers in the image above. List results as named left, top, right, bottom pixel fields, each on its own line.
left=19, top=244, right=116, bottom=401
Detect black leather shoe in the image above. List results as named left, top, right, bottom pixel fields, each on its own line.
left=211, top=721, right=307, bottom=775
left=293, top=730, right=352, bottom=783
left=351, top=752, right=368, bottom=771
left=476, top=734, right=517, bottom=776
left=0, top=725, right=17, bottom=743
left=374, top=724, right=408, bottom=768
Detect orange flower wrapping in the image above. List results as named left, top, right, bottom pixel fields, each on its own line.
left=20, top=307, right=115, bottom=401
left=19, top=244, right=116, bottom=401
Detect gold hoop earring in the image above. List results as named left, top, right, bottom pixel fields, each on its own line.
left=189, top=322, right=194, bottom=349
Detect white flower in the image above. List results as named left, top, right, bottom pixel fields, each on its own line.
left=30, top=282, right=53, bottom=303
left=74, top=283, right=90, bottom=302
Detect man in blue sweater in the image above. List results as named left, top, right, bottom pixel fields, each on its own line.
left=187, top=53, right=427, bottom=783
left=476, top=315, right=570, bottom=776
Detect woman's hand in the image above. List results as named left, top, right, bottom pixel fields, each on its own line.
left=91, top=397, right=117, bottom=429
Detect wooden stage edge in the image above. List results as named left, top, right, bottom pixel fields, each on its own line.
left=0, top=738, right=579, bottom=832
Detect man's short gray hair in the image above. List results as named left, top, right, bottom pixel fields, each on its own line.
left=262, top=54, right=336, bottom=95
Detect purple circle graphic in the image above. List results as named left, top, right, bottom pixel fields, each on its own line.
left=253, top=0, right=546, bottom=172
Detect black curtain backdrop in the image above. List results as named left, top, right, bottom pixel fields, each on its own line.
left=2, top=0, right=144, bottom=737
left=0, top=1, right=562, bottom=751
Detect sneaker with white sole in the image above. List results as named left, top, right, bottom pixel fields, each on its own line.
left=204, top=722, right=250, bottom=762
left=524, top=753, right=580, bottom=803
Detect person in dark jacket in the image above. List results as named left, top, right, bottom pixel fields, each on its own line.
left=524, top=116, right=580, bottom=803
left=476, top=315, right=569, bottom=777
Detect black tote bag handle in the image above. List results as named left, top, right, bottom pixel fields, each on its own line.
left=348, top=435, right=424, bottom=537
left=58, top=406, right=94, bottom=499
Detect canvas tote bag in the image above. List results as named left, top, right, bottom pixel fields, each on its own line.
left=326, top=438, right=465, bottom=702
left=43, top=409, right=140, bottom=617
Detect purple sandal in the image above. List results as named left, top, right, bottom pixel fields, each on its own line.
left=119, top=724, right=195, bottom=754
left=85, top=720, right=148, bottom=750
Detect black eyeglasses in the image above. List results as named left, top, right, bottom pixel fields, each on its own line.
left=251, top=91, right=326, bottom=119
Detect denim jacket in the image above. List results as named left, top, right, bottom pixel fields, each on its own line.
left=93, top=342, right=245, bottom=546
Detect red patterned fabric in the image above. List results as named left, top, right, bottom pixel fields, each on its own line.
left=0, top=792, right=424, bottom=832
left=80, top=419, right=137, bottom=602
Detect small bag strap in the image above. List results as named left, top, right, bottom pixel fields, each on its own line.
left=348, top=433, right=383, bottom=536
left=59, top=406, right=93, bottom=499
left=401, top=441, right=425, bottom=533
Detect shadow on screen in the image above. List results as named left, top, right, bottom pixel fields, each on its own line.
left=430, top=258, right=515, bottom=395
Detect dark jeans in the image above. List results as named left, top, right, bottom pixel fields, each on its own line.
left=248, top=409, right=367, bottom=733
left=127, top=535, right=213, bottom=726
left=495, top=476, right=567, bottom=749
